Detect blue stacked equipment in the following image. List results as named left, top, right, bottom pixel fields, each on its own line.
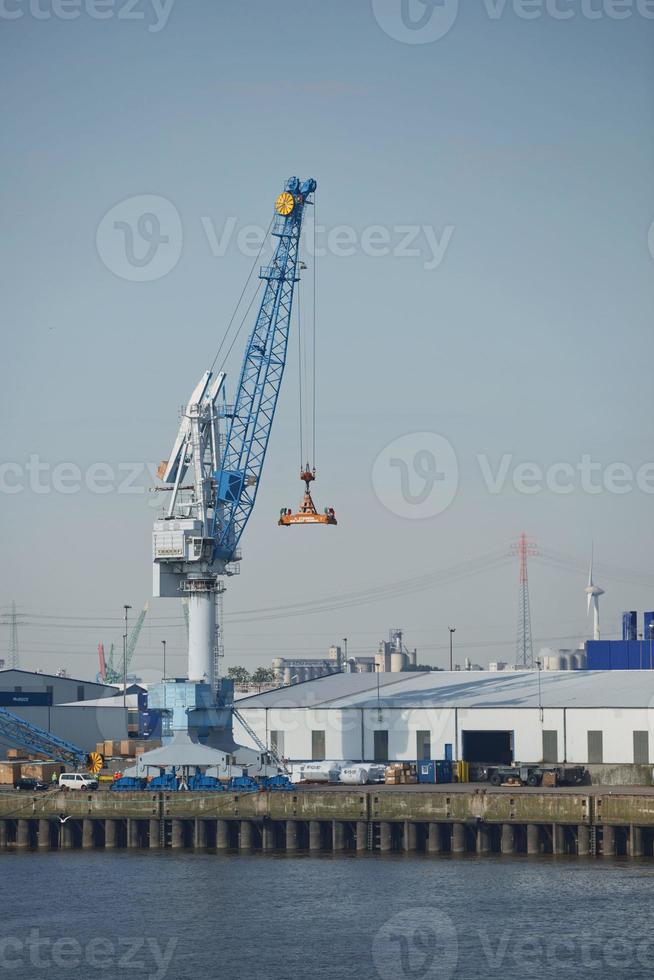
left=110, top=776, right=147, bottom=792
left=188, top=772, right=224, bottom=792
left=261, top=774, right=295, bottom=791
left=227, top=775, right=259, bottom=792
left=149, top=772, right=178, bottom=791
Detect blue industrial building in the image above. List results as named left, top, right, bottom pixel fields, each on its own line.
left=586, top=611, right=654, bottom=669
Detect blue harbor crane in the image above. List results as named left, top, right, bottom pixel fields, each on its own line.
left=151, top=177, right=334, bottom=758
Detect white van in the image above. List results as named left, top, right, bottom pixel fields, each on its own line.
left=59, top=773, right=98, bottom=791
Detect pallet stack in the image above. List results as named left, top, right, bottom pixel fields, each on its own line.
left=384, top=763, right=418, bottom=785
left=95, top=739, right=161, bottom=759
left=0, top=761, right=23, bottom=784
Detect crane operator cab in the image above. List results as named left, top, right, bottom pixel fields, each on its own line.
left=279, top=466, right=337, bottom=527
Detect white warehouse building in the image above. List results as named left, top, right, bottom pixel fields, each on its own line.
left=233, top=670, right=654, bottom=771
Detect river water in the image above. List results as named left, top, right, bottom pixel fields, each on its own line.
left=1, top=851, right=653, bottom=979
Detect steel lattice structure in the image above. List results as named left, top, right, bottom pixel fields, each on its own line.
left=214, top=177, right=316, bottom=561
left=0, top=708, right=87, bottom=767
left=509, top=533, right=538, bottom=668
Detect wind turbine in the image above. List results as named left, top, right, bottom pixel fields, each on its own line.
left=585, top=546, right=605, bottom=641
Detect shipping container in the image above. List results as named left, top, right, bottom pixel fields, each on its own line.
left=417, top=761, right=454, bottom=784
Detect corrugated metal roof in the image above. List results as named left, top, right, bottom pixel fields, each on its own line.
left=236, top=670, right=654, bottom=709
left=58, top=695, right=137, bottom=708
left=236, top=671, right=411, bottom=707
left=0, top=668, right=114, bottom=690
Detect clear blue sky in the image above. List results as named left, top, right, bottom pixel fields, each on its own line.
left=1, top=0, right=653, bottom=679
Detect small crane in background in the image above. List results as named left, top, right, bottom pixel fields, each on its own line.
left=96, top=603, right=148, bottom=684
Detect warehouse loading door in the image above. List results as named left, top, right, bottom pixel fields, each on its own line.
left=462, top=730, right=513, bottom=765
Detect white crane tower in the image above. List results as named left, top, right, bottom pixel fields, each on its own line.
left=153, top=371, right=229, bottom=690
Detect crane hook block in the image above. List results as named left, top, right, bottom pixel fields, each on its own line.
left=278, top=465, right=337, bottom=527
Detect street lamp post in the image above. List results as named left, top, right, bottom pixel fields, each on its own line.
left=161, top=639, right=167, bottom=681
left=649, top=623, right=654, bottom=670
left=122, top=604, right=132, bottom=714
left=375, top=663, right=382, bottom=721
left=536, top=659, right=543, bottom=722
left=449, top=627, right=456, bottom=671
left=342, top=637, right=348, bottom=672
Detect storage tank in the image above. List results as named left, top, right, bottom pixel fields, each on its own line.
left=297, top=762, right=343, bottom=784
left=390, top=652, right=407, bottom=673
left=548, top=653, right=565, bottom=670
left=339, top=766, right=369, bottom=785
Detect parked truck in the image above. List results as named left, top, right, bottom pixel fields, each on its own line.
left=485, top=764, right=586, bottom=787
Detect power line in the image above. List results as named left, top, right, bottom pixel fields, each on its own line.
left=225, top=551, right=511, bottom=623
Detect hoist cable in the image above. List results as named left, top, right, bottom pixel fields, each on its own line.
left=209, top=215, right=274, bottom=374
left=297, top=278, right=304, bottom=469
left=312, top=198, right=317, bottom=468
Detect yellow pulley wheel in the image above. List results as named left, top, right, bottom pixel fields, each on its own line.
left=275, top=191, right=294, bottom=216
left=86, top=751, right=104, bottom=774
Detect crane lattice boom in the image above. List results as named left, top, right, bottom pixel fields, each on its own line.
left=213, top=177, right=317, bottom=560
